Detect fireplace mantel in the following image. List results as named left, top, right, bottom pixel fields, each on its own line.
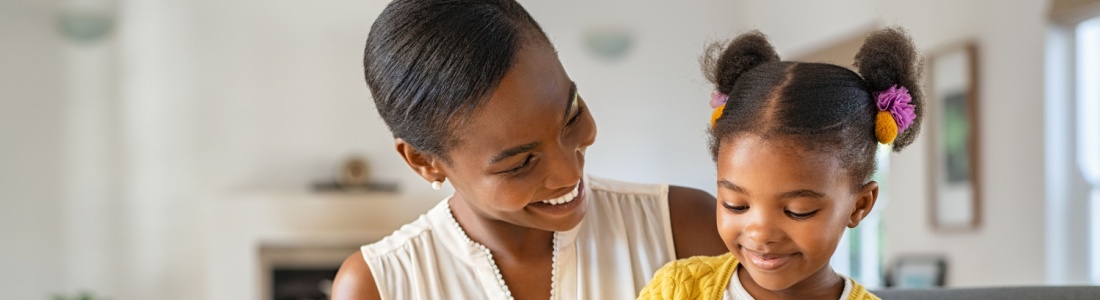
left=202, top=190, right=438, bottom=299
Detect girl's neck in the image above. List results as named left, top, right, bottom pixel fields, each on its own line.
left=449, top=194, right=555, bottom=259
left=739, top=265, right=845, bottom=300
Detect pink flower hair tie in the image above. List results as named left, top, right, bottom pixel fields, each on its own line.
left=709, top=91, right=728, bottom=127
left=877, top=85, right=916, bottom=132
left=710, top=91, right=728, bottom=109
left=873, top=85, right=916, bottom=144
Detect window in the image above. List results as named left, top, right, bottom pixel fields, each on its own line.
left=1078, top=16, right=1100, bottom=284
left=831, top=145, right=889, bottom=288
left=1045, top=14, right=1100, bottom=285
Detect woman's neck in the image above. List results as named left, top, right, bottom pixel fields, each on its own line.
left=739, top=264, right=845, bottom=300
left=449, top=194, right=555, bottom=259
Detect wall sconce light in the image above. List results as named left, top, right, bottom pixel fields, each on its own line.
left=57, top=7, right=115, bottom=44
left=584, top=27, right=635, bottom=61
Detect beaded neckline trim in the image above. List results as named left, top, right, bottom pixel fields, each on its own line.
left=443, top=199, right=560, bottom=300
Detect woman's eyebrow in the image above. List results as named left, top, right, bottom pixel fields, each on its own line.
left=489, top=142, right=539, bottom=164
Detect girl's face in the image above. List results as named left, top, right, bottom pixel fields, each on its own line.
left=436, top=42, right=598, bottom=232
left=715, top=136, right=877, bottom=292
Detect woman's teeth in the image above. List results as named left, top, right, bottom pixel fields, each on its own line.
left=540, top=184, right=580, bottom=205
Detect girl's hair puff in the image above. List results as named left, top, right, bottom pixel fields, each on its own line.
left=854, top=27, right=924, bottom=151
left=704, top=27, right=924, bottom=185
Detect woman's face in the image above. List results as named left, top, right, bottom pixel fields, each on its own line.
left=439, top=42, right=597, bottom=232
left=715, top=136, right=872, bottom=292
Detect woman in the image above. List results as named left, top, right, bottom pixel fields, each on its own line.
left=332, top=0, right=725, bottom=299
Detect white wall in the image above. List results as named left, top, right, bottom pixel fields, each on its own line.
left=184, top=0, right=402, bottom=194
left=0, top=1, right=67, bottom=299
left=732, top=0, right=1050, bottom=287
left=62, top=12, right=124, bottom=300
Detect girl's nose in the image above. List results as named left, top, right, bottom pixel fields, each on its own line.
left=742, top=211, right=784, bottom=246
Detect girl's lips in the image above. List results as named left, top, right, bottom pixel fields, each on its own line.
left=741, top=247, right=797, bottom=272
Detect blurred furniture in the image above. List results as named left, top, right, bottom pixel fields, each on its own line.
left=873, top=286, right=1100, bottom=300
left=885, top=255, right=947, bottom=288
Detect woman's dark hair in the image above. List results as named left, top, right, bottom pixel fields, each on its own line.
left=704, top=28, right=924, bottom=185
left=364, top=0, right=551, bottom=161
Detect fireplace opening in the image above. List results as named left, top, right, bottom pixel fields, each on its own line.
left=261, top=244, right=361, bottom=300
left=272, top=267, right=339, bottom=300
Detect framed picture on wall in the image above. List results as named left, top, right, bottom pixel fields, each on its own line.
left=927, top=42, right=981, bottom=231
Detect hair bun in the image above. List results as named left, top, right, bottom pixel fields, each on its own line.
left=854, top=27, right=920, bottom=91
left=703, top=30, right=780, bottom=94
left=854, top=27, right=924, bottom=151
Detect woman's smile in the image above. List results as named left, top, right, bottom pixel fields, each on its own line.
left=526, top=180, right=586, bottom=216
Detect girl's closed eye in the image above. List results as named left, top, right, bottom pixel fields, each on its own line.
left=721, top=202, right=749, bottom=213
left=784, top=209, right=819, bottom=219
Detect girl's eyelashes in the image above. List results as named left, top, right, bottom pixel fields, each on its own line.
left=720, top=201, right=819, bottom=220
left=721, top=202, right=749, bottom=213
left=785, top=209, right=820, bottom=220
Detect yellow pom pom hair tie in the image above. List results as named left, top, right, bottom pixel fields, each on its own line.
left=875, top=111, right=898, bottom=144
left=710, top=104, right=726, bottom=127
left=874, top=85, right=917, bottom=144
left=709, top=91, right=729, bottom=127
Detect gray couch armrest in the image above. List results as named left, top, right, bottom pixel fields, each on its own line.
left=871, top=286, right=1100, bottom=300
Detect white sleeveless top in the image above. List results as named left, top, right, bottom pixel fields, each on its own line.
left=361, top=175, right=677, bottom=300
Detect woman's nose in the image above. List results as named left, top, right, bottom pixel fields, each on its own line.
left=544, top=143, right=584, bottom=189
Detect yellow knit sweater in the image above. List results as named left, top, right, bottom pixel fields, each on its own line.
left=637, top=253, right=879, bottom=300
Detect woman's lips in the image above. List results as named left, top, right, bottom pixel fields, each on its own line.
left=741, top=247, right=796, bottom=271
left=526, top=180, right=585, bottom=215
left=538, top=182, right=580, bottom=205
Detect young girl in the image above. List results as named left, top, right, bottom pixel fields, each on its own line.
left=638, top=28, right=923, bottom=300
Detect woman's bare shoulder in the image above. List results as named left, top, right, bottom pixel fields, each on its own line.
left=331, top=252, right=381, bottom=300
left=667, top=185, right=727, bottom=258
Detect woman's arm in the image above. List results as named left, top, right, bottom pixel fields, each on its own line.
left=668, top=186, right=728, bottom=258
left=331, top=253, right=382, bottom=300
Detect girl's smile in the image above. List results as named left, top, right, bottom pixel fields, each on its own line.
left=740, top=247, right=799, bottom=272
